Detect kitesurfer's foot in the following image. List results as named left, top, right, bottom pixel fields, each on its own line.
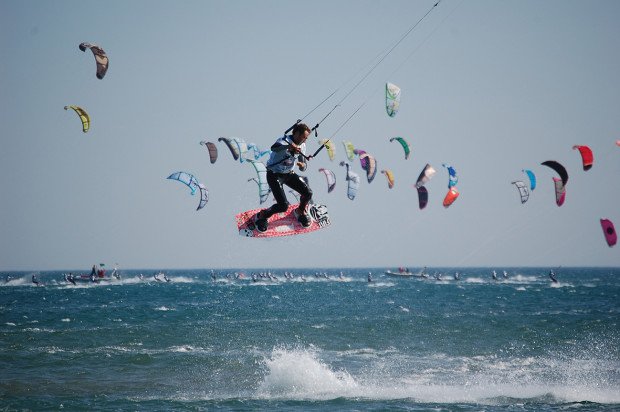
left=295, top=208, right=311, bottom=228
left=255, top=211, right=268, bottom=233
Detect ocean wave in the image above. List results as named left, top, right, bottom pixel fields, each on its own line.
left=251, top=345, right=620, bottom=404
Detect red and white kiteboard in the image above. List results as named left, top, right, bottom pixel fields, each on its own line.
left=236, top=203, right=330, bottom=238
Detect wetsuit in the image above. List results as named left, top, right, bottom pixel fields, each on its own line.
left=260, top=135, right=312, bottom=220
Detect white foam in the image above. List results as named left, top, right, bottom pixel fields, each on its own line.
left=256, top=347, right=359, bottom=400
left=253, top=346, right=620, bottom=404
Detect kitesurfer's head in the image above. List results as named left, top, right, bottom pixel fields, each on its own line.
left=291, top=123, right=311, bottom=144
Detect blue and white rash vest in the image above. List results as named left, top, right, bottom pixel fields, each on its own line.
left=266, top=135, right=307, bottom=174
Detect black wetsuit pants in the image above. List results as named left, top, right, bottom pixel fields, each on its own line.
left=261, top=170, right=312, bottom=219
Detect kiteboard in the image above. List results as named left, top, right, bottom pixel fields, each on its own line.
left=236, top=203, right=330, bottom=238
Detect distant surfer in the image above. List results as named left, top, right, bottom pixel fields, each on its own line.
left=65, top=273, right=76, bottom=285
left=549, top=269, right=558, bottom=283
left=253, top=123, right=313, bottom=232
left=492, top=270, right=498, bottom=281
left=31, top=274, right=39, bottom=286
left=454, top=272, right=460, bottom=281
left=367, top=272, right=373, bottom=283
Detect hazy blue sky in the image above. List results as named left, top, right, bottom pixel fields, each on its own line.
left=1, top=0, right=619, bottom=271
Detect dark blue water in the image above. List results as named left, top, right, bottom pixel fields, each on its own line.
left=1, top=267, right=618, bottom=411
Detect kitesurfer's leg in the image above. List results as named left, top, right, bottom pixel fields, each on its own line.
left=283, top=173, right=312, bottom=227
left=255, top=171, right=288, bottom=231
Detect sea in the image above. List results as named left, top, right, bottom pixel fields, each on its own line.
left=1, top=267, right=618, bottom=411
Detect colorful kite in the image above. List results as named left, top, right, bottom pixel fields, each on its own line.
left=64, top=105, right=90, bottom=133
left=318, top=168, right=336, bottom=193
left=386, top=82, right=401, bottom=117
left=340, top=161, right=360, bottom=200
left=381, top=169, right=394, bottom=189
left=572, top=145, right=594, bottom=171
left=600, top=219, right=617, bottom=247
left=389, top=137, right=410, bottom=159
left=79, top=42, right=109, bottom=79
left=199, top=141, right=218, bottom=164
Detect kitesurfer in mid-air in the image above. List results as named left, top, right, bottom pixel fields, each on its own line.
left=254, top=123, right=313, bottom=232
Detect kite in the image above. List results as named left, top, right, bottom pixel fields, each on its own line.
left=199, top=141, right=218, bottom=164
left=415, top=164, right=436, bottom=188
left=442, top=163, right=458, bottom=188
left=600, top=219, right=617, bottom=247
left=511, top=180, right=529, bottom=204
left=552, top=177, right=566, bottom=207
left=233, top=138, right=250, bottom=163
left=443, top=187, right=459, bottom=208
left=416, top=186, right=429, bottom=210
left=319, top=139, right=335, bottom=161
left=247, top=143, right=271, bottom=160
left=218, top=137, right=253, bottom=162
left=247, top=160, right=270, bottom=204
left=389, top=137, right=410, bottom=159
left=572, top=145, right=594, bottom=171
left=64, top=105, right=90, bottom=133
left=342, top=141, right=355, bottom=161
left=79, top=42, right=109, bottom=79
left=381, top=169, right=394, bottom=189
left=523, top=169, right=536, bottom=190
left=386, top=82, right=401, bottom=117
left=353, top=149, right=368, bottom=170
left=340, top=161, right=360, bottom=200
left=218, top=137, right=240, bottom=160
left=541, top=160, right=568, bottom=186
left=197, top=183, right=209, bottom=211
left=359, top=153, right=377, bottom=183
left=167, top=171, right=199, bottom=196
left=318, top=168, right=336, bottom=193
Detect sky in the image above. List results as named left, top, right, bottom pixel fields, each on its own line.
left=1, top=0, right=619, bottom=271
